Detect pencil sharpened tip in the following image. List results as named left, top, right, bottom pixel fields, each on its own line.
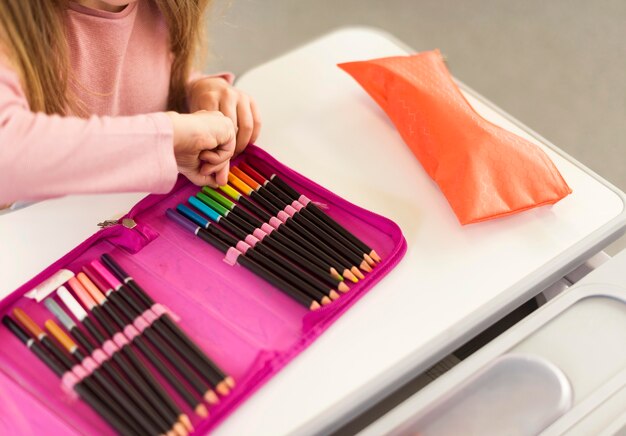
left=321, top=296, right=332, bottom=306
left=179, top=415, right=193, bottom=432
left=330, top=268, right=343, bottom=282
left=370, top=250, right=382, bottom=263
left=329, top=290, right=340, bottom=300
left=225, top=376, right=236, bottom=388
left=310, top=301, right=321, bottom=310
left=338, top=282, right=350, bottom=293
left=195, top=403, right=209, bottom=418
left=204, top=390, right=220, bottom=404
left=173, top=422, right=188, bottom=436
left=352, top=266, right=365, bottom=280
left=360, top=261, right=372, bottom=273
left=216, top=381, right=230, bottom=396
left=364, top=254, right=376, bottom=267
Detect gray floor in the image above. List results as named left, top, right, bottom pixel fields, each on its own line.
left=205, top=0, right=626, bottom=255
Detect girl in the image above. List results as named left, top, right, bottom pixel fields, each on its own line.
left=0, top=0, right=261, bottom=206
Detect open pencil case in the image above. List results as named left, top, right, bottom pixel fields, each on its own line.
left=0, top=145, right=406, bottom=434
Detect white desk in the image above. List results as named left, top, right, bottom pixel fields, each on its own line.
left=1, top=27, right=625, bottom=435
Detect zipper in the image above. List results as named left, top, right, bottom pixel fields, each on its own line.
left=97, top=218, right=137, bottom=229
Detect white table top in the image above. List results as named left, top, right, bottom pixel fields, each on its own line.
left=1, top=27, right=624, bottom=436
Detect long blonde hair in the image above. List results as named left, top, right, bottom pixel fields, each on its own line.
left=0, top=0, right=210, bottom=115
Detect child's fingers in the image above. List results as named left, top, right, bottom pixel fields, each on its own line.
left=249, top=97, right=262, bottom=145
left=199, top=147, right=233, bottom=165
left=218, top=90, right=239, bottom=139
left=200, top=159, right=229, bottom=178
left=235, top=95, right=254, bottom=154
left=215, top=161, right=230, bottom=186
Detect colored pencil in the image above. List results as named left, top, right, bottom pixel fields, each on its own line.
left=216, top=185, right=359, bottom=283
left=85, top=262, right=231, bottom=399
left=231, top=167, right=374, bottom=271
left=55, top=286, right=192, bottom=432
left=2, top=315, right=137, bottom=436
left=76, top=272, right=219, bottom=405
left=166, top=208, right=320, bottom=310
left=180, top=202, right=333, bottom=304
left=44, top=318, right=169, bottom=436
left=100, top=253, right=235, bottom=391
left=44, top=298, right=185, bottom=436
left=190, top=195, right=347, bottom=294
left=242, top=161, right=382, bottom=263
left=228, top=173, right=366, bottom=280
left=12, top=309, right=145, bottom=435
left=66, top=278, right=209, bottom=418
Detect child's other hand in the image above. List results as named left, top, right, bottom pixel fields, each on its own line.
left=167, top=110, right=236, bottom=187
left=188, top=77, right=261, bottom=155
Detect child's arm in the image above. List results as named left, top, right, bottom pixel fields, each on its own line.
left=0, top=64, right=234, bottom=204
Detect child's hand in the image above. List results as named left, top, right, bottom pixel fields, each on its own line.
left=188, top=77, right=261, bottom=155
left=167, top=110, right=236, bottom=187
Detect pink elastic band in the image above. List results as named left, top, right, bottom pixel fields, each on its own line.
left=61, top=371, right=80, bottom=397
left=245, top=234, right=260, bottom=247
left=236, top=240, right=251, bottom=254
left=90, top=260, right=123, bottom=290
left=283, top=205, right=297, bottom=217
left=277, top=211, right=290, bottom=223
left=291, top=201, right=304, bottom=211
left=298, top=195, right=311, bottom=206
left=113, top=332, right=129, bottom=347
left=102, top=339, right=118, bottom=357
left=151, top=303, right=180, bottom=322
left=124, top=324, right=140, bottom=341
left=81, top=356, right=98, bottom=375
left=253, top=228, right=268, bottom=241
left=268, top=217, right=282, bottom=229
left=142, top=308, right=158, bottom=324
left=91, top=348, right=109, bottom=365
left=133, top=315, right=150, bottom=333
left=71, top=364, right=89, bottom=380
left=224, top=247, right=242, bottom=266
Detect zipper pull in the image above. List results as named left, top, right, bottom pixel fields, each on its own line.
left=97, top=218, right=137, bottom=229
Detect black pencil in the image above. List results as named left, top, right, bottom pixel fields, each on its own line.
left=100, top=253, right=235, bottom=392
left=43, top=299, right=184, bottom=436
left=166, top=208, right=319, bottom=310
left=243, top=161, right=382, bottom=263
left=2, top=315, right=137, bottom=436
left=55, top=286, right=192, bottom=432
left=228, top=173, right=366, bottom=279
left=76, top=272, right=219, bottom=406
left=66, top=278, right=209, bottom=418
left=215, top=185, right=359, bottom=283
left=233, top=166, right=376, bottom=269
left=189, top=197, right=345, bottom=296
left=180, top=203, right=332, bottom=305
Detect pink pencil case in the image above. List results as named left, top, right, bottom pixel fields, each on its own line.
left=0, top=145, right=406, bottom=434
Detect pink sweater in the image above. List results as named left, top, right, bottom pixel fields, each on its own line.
left=0, top=0, right=232, bottom=204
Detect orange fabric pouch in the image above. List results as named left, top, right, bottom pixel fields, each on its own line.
left=338, top=50, right=572, bottom=224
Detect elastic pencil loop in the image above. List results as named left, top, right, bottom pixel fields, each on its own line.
left=112, top=331, right=129, bottom=347
left=268, top=217, right=282, bottom=229
left=298, top=194, right=328, bottom=209
left=236, top=240, right=251, bottom=254
left=276, top=210, right=290, bottom=223
left=284, top=204, right=298, bottom=217
left=151, top=303, right=180, bottom=322
left=132, top=315, right=150, bottom=333
left=298, top=195, right=311, bottom=206
left=142, top=308, right=159, bottom=324
left=252, top=228, right=269, bottom=241
left=123, top=324, right=140, bottom=341
left=101, top=339, right=119, bottom=357
left=61, top=371, right=80, bottom=399
left=81, top=356, right=99, bottom=375
left=224, top=247, right=242, bottom=266
left=244, top=234, right=260, bottom=247
left=91, top=348, right=109, bottom=365
left=291, top=201, right=304, bottom=212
